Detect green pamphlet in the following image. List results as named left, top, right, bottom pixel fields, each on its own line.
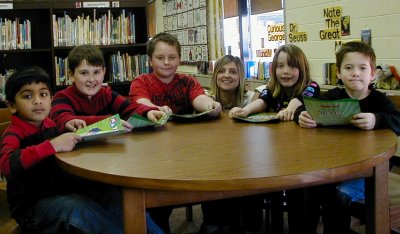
left=303, top=96, right=361, bottom=126
left=76, top=114, right=125, bottom=141
left=171, top=109, right=214, bottom=120
left=233, top=112, right=279, bottom=123
left=127, top=112, right=170, bottom=128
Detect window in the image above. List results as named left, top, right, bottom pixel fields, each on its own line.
left=250, top=10, right=284, bottom=63
left=223, top=0, right=284, bottom=62
left=222, top=0, right=284, bottom=78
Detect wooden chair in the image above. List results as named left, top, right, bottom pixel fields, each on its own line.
left=389, top=172, right=400, bottom=233
left=0, top=108, right=18, bottom=234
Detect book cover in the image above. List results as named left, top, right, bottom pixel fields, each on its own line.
left=233, top=112, right=279, bottom=123
left=76, top=114, right=125, bottom=141
left=361, top=28, right=371, bottom=47
left=246, top=61, right=257, bottom=79
left=127, top=112, right=170, bottom=128
left=303, top=96, right=361, bottom=126
left=171, top=109, right=214, bottom=120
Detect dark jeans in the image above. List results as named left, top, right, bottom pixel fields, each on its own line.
left=18, top=180, right=164, bottom=234
left=286, top=183, right=352, bottom=234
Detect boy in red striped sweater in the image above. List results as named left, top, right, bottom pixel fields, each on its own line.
left=1, top=66, right=153, bottom=233
left=50, top=45, right=164, bottom=133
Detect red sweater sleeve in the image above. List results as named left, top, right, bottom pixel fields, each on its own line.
left=0, top=123, right=56, bottom=177
left=50, top=86, right=111, bottom=132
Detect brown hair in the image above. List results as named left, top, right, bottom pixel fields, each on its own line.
left=68, top=45, right=105, bottom=74
left=209, top=55, right=246, bottom=107
left=269, top=44, right=311, bottom=99
left=147, top=32, right=181, bottom=58
left=336, top=41, right=376, bottom=73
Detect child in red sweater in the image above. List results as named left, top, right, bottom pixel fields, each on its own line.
left=50, top=44, right=164, bottom=133
left=0, top=66, right=163, bottom=233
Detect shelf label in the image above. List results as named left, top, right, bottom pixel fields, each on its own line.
left=0, top=3, right=13, bottom=10
left=82, top=2, right=110, bottom=8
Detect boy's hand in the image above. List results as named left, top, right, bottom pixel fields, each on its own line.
left=350, top=113, right=376, bottom=130
left=208, top=101, right=222, bottom=118
left=147, top=110, right=165, bottom=123
left=50, top=133, right=81, bottom=153
left=121, top=120, right=133, bottom=132
left=298, top=111, right=317, bottom=128
left=229, top=107, right=249, bottom=118
left=277, top=108, right=295, bottom=121
left=65, top=119, right=86, bottom=132
left=158, top=105, right=172, bottom=114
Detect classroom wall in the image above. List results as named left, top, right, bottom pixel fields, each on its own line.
left=285, top=0, right=400, bottom=84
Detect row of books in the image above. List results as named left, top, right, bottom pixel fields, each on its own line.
left=109, top=53, right=149, bottom=83
left=55, top=52, right=149, bottom=86
left=0, top=18, right=31, bottom=50
left=246, top=61, right=271, bottom=80
left=53, top=10, right=135, bottom=47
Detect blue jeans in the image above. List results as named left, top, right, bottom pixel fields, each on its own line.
left=337, top=178, right=365, bottom=202
left=19, top=183, right=164, bottom=234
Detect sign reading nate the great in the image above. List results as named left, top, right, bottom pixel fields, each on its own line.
left=320, top=6, right=342, bottom=40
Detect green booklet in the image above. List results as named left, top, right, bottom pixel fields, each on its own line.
left=233, top=112, right=279, bottom=123
left=303, top=96, right=361, bottom=126
left=127, top=112, right=170, bottom=128
left=76, top=114, right=125, bottom=141
left=171, top=109, right=214, bottom=120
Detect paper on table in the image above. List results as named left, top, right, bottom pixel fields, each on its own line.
left=233, top=112, right=279, bottom=123
left=127, top=112, right=170, bottom=128
left=171, top=109, right=214, bottom=120
left=76, top=114, right=125, bottom=141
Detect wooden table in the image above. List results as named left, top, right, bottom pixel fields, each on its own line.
left=55, top=112, right=397, bottom=234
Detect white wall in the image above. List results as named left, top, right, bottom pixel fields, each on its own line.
left=285, top=0, right=400, bottom=84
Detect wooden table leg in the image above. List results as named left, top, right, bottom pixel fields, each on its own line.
left=123, top=188, right=146, bottom=234
left=365, top=159, right=390, bottom=234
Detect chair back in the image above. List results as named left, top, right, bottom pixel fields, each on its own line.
left=0, top=108, right=11, bottom=139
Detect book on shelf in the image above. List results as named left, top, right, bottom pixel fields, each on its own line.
left=233, top=112, right=279, bottom=123
left=303, top=96, right=361, bottom=126
left=76, top=114, right=125, bottom=141
left=323, top=63, right=337, bottom=85
left=246, top=61, right=257, bottom=79
left=257, top=61, right=270, bottom=80
left=0, top=70, right=14, bottom=102
left=127, top=112, right=170, bottom=129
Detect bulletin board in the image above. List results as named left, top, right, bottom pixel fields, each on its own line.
left=162, top=0, right=209, bottom=62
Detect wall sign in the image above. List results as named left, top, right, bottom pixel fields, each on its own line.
left=320, top=6, right=342, bottom=40
left=288, top=23, right=308, bottom=43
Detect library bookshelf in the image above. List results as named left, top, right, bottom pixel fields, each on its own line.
left=0, top=0, right=148, bottom=98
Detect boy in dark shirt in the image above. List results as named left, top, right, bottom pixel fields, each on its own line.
left=0, top=66, right=163, bottom=233
left=290, top=41, right=400, bottom=234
